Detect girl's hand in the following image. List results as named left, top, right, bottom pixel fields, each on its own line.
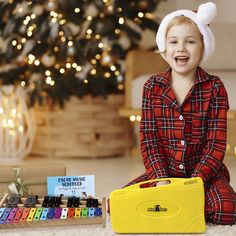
left=156, top=180, right=170, bottom=186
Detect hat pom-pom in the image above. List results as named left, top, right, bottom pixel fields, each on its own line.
left=196, top=2, right=217, bottom=25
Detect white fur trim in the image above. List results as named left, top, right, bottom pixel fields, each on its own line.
left=197, top=2, right=217, bottom=25
left=156, top=2, right=217, bottom=64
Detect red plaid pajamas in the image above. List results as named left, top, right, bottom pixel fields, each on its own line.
left=126, top=67, right=236, bottom=225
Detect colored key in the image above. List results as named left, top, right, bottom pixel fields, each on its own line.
left=54, top=207, right=62, bottom=219
left=60, top=208, right=68, bottom=219
left=81, top=207, right=88, bottom=217
left=34, top=207, right=43, bottom=221
left=20, top=208, right=30, bottom=222
left=88, top=208, right=94, bottom=217
left=75, top=208, right=81, bottom=218
left=26, top=208, right=37, bottom=221
left=40, top=208, right=49, bottom=221
left=0, top=208, right=11, bottom=224
left=0, top=208, right=5, bottom=218
left=67, top=208, right=75, bottom=218
left=47, top=208, right=55, bottom=219
left=12, top=208, right=24, bottom=223
left=6, top=208, right=18, bottom=223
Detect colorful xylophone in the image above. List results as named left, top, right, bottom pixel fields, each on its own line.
left=0, top=193, right=106, bottom=229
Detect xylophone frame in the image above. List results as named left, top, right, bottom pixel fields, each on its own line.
left=0, top=193, right=106, bottom=229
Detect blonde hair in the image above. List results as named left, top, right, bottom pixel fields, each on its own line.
left=155, top=16, right=203, bottom=54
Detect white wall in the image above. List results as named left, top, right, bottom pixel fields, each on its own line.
left=155, top=0, right=236, bottom=110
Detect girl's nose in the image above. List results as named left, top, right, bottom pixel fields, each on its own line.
left=177, top=42, right=185, bottom=52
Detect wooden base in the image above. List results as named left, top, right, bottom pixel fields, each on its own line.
left=31, top=95, right=132, bottom=158
left=0, top=194, right=106, bottom=229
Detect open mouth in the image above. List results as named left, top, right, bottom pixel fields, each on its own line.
left=175, top=56, right=189, bottom=64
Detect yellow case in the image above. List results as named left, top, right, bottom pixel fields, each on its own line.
left=110, top=177, right=206, bottom=234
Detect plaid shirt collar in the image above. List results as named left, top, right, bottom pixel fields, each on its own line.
left=156, top=66, right=210, bottom=86
left=154, top=66, right=211, bottom=112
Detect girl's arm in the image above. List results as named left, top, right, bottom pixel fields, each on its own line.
left=140, top=81, right=169, bottom=180
left=191, top=79, right=229, bottom=182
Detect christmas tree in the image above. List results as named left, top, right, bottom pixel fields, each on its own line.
left=0, top=0, right=161, bottom=107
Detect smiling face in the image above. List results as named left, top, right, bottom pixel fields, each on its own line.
left=164, top=18, right=204, bottom=79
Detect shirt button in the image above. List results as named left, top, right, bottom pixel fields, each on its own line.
left=181, top=140, right=185, bottom=145
left=179, top=115, right=184, bottom=120
left=179, top=164, right=184, bottom=170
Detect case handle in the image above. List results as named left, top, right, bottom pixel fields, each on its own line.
left=125, top=177, right=191, bottom=189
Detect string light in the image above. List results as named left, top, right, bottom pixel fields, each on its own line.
left=19, top=126, right=24, bottom=132
left=117, top=8, right=122, bottom=13
left=90, top=69, right=96, bottom=75
left=68, top=41, right=73, bottom=46
left=91, top=59, right=97, bottom=65
left=87, top=16, right=92, bottom=21
left=76, top=66, right=82, bottom=71
left=28, top=54, right=35, bottom=61
left=115, top=29, right=120, bottom=34
left=31, top=13, right=36, bottom=19
left=75, top=8, right=80, bottom=13
left=87, top=29, right=92, bottom=35
left=129, top=115, right=135, bottom=122
left=98, top=43, right=103, bottom=48
left=12, top=40, right=17, bottom=46
left=104, top=72, right=110, bottom=78
left=115, top=71, right=120, bottom=76
left=54, top=46, right=59, bottom=52
left=21, top=81, right=26, bottom=87
left=61, top=36, right=66, bottom=42
left=118, top=84, right=124, bottom=90
left=11, top=108, right=17, bottom=116
left=95, top=54, right=101, bottom=60
left=59, top=19, right=66, bottom=25
left=84, top=79, right=88, bottom=84
left=34, top=60, right=40, bottom=66
left=46, top=76, right=52, bottom=84
left=66, top=63, right=71, bottom=69
left=45, top=70, right=51, bottom=76
left=72, top=63, right=77, bottom=68
left=86, top=35, right=92, bottom=39
left=118, top=17, right=125, bottom=24
left=21, top=38, right=26, bottom=43
left=95, top=35, right=101, bottom=39
left=55, top=64, right=60, bottom=69
left=110, top=65, right=116, bottom=71
left=51, top=18, right=57, bottom=23
left=60, top=68, right=65, bottom=74
left=16, top=44, right=22, bottom=50
left=138, top=12, right=144, bottom=18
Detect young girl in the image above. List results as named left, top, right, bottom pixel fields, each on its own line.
left=126, top=2, right=236, bottom=225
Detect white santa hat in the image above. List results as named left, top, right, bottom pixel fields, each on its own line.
left=156, top=2, right=217, bottom=64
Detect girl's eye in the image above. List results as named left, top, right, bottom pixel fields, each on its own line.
left=169, top=41, right=177, bottom=44
left=187, top=40, right=195, bottom=44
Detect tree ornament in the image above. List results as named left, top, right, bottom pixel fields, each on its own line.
left=14, top=2, right=29, bottom=17
left=100, top=51, right=112, bottom=66
left=118, top=35, right=131, bottom=50
left=32, top=5, right=44, bottom=15
left=0, top=85, right=35, bottom=161
left=46, top=0, right=57, bottom=11
left=138, top=0, right=149, bottom=10
left=67, top=46, right=75, bottom=56
left=41, top=52, right=56, bottom=67
left=86, top=4, right=99, bottom=17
